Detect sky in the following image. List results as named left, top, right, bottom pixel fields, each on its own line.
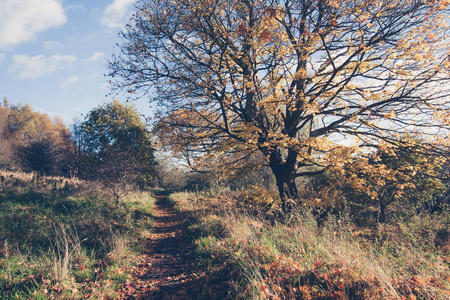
left=0, top=0, right=152, bottom=125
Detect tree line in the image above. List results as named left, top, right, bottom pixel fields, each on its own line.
left=0, top=99, right=73, bottom=175
left=0, top=99, right=156, bottom=198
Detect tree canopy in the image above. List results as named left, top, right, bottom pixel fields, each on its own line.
left=78, top=100, right=156, bottom=194
left=0, top=99, right=73, bottom=175
left=309, top=137, right=447, bottom=222
left=109, top=0, right=450, bottom=211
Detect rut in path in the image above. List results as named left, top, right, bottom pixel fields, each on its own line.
left=119, top=194, right=231, bottom=300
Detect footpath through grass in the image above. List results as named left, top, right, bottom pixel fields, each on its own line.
left=0, top=170, right=155, bottom=299
left=169, top=190, right=450, bottom=300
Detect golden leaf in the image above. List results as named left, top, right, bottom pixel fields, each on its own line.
left=261, top=29, right=271, bottom=43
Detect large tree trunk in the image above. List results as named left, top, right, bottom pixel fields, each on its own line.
left=269, top=150, right=299, bottom=214
left=275, top=172, right=299, bottom=213
left=379, top=201, right=386, bottom=223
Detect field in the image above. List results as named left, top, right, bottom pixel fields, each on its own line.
left=0, top=170, right=155, bottom=299
left=169, top=190, right=450, bottom=299
left=2, top=169, right=450, bottom=299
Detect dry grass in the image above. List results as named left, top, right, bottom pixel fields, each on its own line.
left=0, top=169, right=155, bottom=299
left=170, top=190, right=450, bottom=299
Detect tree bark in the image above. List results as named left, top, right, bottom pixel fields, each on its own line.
left=269, top=151, right=299, bottom=213
left=379, top=201, right=386, bottom=223
left=275, top=174, right=299, bottom=213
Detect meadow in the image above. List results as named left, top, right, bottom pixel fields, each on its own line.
left=169, top=189, right=450, bottom=299
left=2, top=168, right=450, bottom=299
left=0, top=170, right=155, bottom=299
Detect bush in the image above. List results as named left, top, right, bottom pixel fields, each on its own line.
left=235, top=185, right=280, bottom=214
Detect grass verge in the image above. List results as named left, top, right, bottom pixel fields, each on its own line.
left=0, top=170, right=155, bottom=299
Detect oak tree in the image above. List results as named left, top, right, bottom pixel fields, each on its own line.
left=109, top=0, right=450, bottom=212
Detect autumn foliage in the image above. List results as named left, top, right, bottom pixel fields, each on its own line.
left=110, top=0, right=450, bottom=211
left=2, top=0, right=450, bottom=298
left=0, top=99, right=74, bottom=176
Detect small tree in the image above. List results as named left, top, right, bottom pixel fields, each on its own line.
left=318, top=139, right=447, bottom=222
left=0, top=100, right=13, bottom=168
left=78, top=100, right=156, bottom=200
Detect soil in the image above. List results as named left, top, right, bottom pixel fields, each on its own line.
left=118, top=195, right=232, bottom=300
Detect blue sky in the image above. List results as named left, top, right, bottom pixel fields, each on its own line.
left=0, top=0, right=152, bottom=125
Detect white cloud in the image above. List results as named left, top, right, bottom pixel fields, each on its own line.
left=65, top=4, right=85, bottom=12
left=101, top=0, right=136, bottom=28
left=62, top=75, right=80, bottom=89
left=0, top=0, right=67, bottom=48
left=11, top=54, right=78, bottom=79
left=0, top=53, right=5, bottom=66
left=84, top=51, right=106, bottom=62
left=42, top=41, right=65, bottom=53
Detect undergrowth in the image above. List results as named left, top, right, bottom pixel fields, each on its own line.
left=170, top=189, right=450, bottom=299
left=0, top=170, right=155, bottom=299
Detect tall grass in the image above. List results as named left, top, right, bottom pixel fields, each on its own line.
left=0, top=170, right=155, bottom=299
left=170, top=190, right=450, bottom=299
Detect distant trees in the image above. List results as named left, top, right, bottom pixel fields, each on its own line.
left=0, top=102, right=13, bottom=168
left=0, top=99, right=74, bottom=176
left=76, top=100, right=156, bottom=197
left=0, top=98, right=157, bottom=201
left=109, top=0, right=450, bottom=212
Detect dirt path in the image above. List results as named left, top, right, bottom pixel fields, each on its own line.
left=119, top=195, right=231, bottom=300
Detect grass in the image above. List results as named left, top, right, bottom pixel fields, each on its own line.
left=169, top=189, right=450, bottom=299
left=0, top=170, right=155, bottom=299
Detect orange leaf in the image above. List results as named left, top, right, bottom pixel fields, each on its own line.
left=237, top=23, right=247, bottom=34
left=266, top=7, right=276, bottom=18
left=261, top=29, right=271, bottom=42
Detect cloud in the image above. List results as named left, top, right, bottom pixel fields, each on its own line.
left=65, top=4, right=85, bottom=12
left=42, top=41, right=65, bottom=53
left=0, top=53, right=5, bottom=66
left=0, top=0, right=67, bottom=48
left=62, top=75, right=80, bottom=89
left=84, top=51, right=106, bottom=62
left=11, top=54, right=78, bottom=79
left=101, top=0, right=136, bottom=28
